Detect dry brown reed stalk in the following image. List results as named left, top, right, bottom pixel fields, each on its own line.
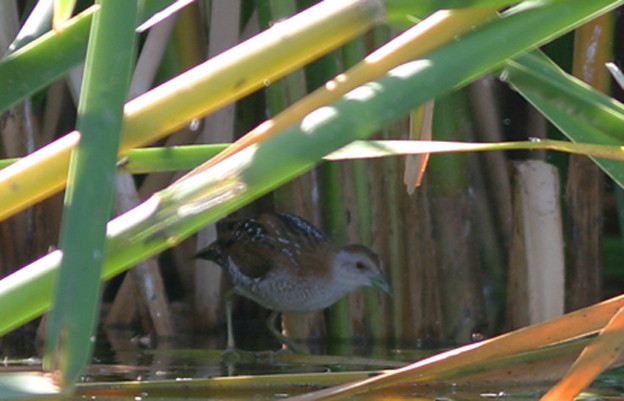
left=564, top=13, right=613, bottom=312
left=541, top=12, right=615, bottom=400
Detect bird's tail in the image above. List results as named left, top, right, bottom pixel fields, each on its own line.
left=195, top=243, right=228, bottom=268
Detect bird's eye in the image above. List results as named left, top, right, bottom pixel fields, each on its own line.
left=356, top=262, right=366, bottom=270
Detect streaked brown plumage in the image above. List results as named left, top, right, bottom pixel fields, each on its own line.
left=197, top=213, right=391, bottom=350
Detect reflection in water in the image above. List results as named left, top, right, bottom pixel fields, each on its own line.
left=4, top=327, right=624, bottom=400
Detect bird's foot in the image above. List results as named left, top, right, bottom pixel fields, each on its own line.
left=220, top=346, right=243, bottom=364
left=268, top=327, right=309, bottom=353
left=265, top=311, right=310, bottom=354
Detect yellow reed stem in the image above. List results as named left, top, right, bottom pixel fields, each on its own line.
left=184, top=7, right=498, bottom=179
left=0, top=0, right=383, bottom=222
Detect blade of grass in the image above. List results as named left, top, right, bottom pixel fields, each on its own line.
left=503, top=51, right=624, bottom=142
left=326, top=139, right=624, bottom=160
left=541, top=306, right=624, bottom=400
left=42, top=0, right=138, bottom=387
left=384, top=0, right=526, bottom=28
left=3, top=138, right=624, bottom=174
left=3, top=0, right=53, bottom=57
left=284, top=294, right=624, bottom=401
left=502, top=51, right=624, bottom=187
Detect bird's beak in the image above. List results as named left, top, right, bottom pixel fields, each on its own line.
left=370, top=274, right=392, bottom=297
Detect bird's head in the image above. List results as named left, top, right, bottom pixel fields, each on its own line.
left=333, top=245, right=392, bottom=296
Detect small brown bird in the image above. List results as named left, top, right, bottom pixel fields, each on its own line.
left=197, top=213, right=391, bottom=351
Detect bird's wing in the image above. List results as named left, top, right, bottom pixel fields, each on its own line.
left=213, top=216, right=279, bottom=279
left=209, top=214, right=334, bottom=279
left=265, top=213, right=328, bottom=245
left=258, top=213, right=335, bottom=276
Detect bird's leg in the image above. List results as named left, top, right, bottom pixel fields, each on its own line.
left=225, top=297, right=236, bottom=351
left=265, top=311, right=308, bottom=353
left=221, top=290, right=243, bottom=367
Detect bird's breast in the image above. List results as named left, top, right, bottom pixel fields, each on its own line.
left=228, top=264, right=349, bottom=313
